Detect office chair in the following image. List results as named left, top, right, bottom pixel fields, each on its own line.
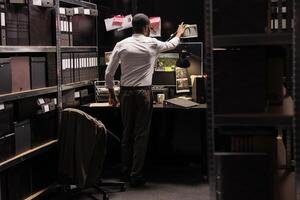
left=58, top=108, right=126, bottom=200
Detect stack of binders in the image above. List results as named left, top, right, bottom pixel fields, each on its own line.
left=61, top=52, right=98, bottom=84
left=61, top=53, right=73, bottom=84
left=59, top=7, right=69, bottom=46
left=6, top=0, right=29, bottom=45
left=0, top=55, right=54, bottom=94
left=66, top=8, right=73, bottom=46
left=270, top=0, right=291, bottom=32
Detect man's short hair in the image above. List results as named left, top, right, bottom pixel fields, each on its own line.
left=132, top=13, right=150, bottom=33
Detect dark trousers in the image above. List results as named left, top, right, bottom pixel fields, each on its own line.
left=120, top=87, right=153, bottom=178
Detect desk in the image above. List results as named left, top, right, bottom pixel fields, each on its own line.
left=81, top=102, right=207, bottom=176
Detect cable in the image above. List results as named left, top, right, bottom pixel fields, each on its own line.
left=167, top=31, right=177, bottom=41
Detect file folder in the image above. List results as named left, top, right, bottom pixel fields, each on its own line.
left=0, top=58, right=12, bottom=94
left=0, top=2, right=6, bottom=45
left=46, top=53, right=57, bottom=86
left=30, top=57, right=46, bottom=89
left=11, top=56, right=31, bottom=92
left=29, top=0, right=54, bottom=45
left=14, top=119, right=31, bottom=154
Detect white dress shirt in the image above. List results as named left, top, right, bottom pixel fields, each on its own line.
left=105, top=34, right=180, bottom=89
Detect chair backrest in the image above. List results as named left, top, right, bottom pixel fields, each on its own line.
left=58, top=108, right=108, bottom=188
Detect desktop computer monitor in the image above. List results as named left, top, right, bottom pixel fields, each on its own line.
left=152, top=53, right=178, bottom=86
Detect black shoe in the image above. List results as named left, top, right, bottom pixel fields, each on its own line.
left=130, top=176, right=146, bottom=187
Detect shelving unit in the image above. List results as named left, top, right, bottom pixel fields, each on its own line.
left=215, top=96, right=294, bottom=128
left=0, top=0, right=99, bottom=199
left=204, top=0, right=295, bottom=199
left=293, top=0, right=300, bottom=198
left=214, top=32, right=293, bottom=47
left=0, top=80, right=95, bottom=104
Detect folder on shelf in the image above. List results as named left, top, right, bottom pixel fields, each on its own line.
left=14, top=119, right=31, bottom=154
left=30, top=57, right=46, bottom=89
left=62, top=89, right=75, bottom=108
left=0, top=103, right=14, bottom=137
left=69, top=52, right=74, bottom=83
left=0, top=2, right=6, bottom=45
left=11, top=56, right=31, bottom=92
left=79, top=52, right=85, bottom=81
left=72, top=13, right=97, bottom=46
left=17, top=5, right=29, bottom=45
left=89, top=52, right=98, bottom=80
left=46, top=53, right=57, bottom=86
left=6, top=4, right=18, bottom=45
left=73, top=52, right=80, bottom=82
left=0, top=58, right=12, bottom=94
left=62, top=53, right=71, bottom=84
left=6, top=4, right=29, bottom=45
left=93, top=52, right=98, bottom=79
left=66, top=8, right=73, bottom=46
left=29, top=0, right=55, bottom=45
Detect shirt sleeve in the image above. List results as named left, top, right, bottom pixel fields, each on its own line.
left=155, top=37, right=180, bottom=53
left=105, top=43, right=120, bottom=89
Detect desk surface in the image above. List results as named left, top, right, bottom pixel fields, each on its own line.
left=84, top=102, right=207, bottom=110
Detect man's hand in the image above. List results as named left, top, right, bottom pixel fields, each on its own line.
left=108, top=89, right=118, bottom=107
left=176, top=22, right=186, bottom=38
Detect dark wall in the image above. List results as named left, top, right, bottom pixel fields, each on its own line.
left=96, top=0, right=204, bottom=53
left=137, top=0, right=204, bottom=41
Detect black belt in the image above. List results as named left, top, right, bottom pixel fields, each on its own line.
left=121, top=86, right=152, bottom=90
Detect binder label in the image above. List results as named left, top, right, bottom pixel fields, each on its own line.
left=59, top=7, right=66, bottom=15
left=38, top=98, right=45, bottom=105
left=0, top=103, right=4, bottom=111
left=74, top=91, right=80, bottom=98
left=33, top=0, right=42, bottom=6
left=84, top=9, right=90, bottom=15
left=43, top=104, right=50, bottom=112
left=69, top=22, right=72, bottom=32
left=1, top=12, right=5, bottom=26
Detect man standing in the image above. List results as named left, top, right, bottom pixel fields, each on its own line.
left=105, top=13, right=186, bottom=187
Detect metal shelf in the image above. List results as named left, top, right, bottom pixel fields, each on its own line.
left=215, top=96, right=294, bottom=128
left=0, top=80, right=96, bottom=103
left=60, top=0, right=97, bottom=8
left=0, top=46, right=56, bottom=53
left=61, top=46, right=98, bottom=53
left=62, top=80, right=96, bottom=91
left=0, top=86, right=58, bottom=103
left=214, top=32, right=292, bottom=47
left=0, top=140, right=58, bottom=173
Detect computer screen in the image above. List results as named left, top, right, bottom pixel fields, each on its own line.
left=152, top=71, right=176, bottom=86
left=152, top=53, right=178, bottom=86
left=155, top=53, right=179, bottom=71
